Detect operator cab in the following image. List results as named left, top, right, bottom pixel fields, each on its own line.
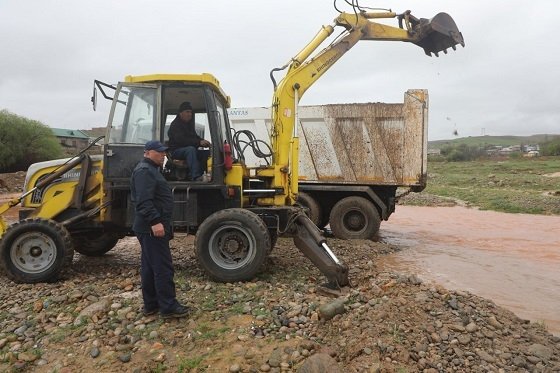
left=93, top=74, right=232, bottom=185
left=92, top=74, right=237, bottom=231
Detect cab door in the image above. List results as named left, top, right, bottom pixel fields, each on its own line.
left=103, top=83, right=160, bottom=184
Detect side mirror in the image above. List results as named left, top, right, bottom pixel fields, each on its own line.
left=91, top=84, right=98, bottom=111
left=91, top=79, right=119, bottom=111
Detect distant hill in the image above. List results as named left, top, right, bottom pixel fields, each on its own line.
left=428, top=134, right=560, bottom=149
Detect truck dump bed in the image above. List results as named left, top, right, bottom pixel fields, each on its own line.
left=228, top=89, right=428, bottom=188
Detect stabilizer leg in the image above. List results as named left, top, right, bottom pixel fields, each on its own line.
left=292, top=214, right=350, bottom=292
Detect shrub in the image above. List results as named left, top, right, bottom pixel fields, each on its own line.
left=0, top=110, right=62, bottom=172
left=540, top=138, right=560, bottom=156
left=440, top=143, right=485, bottom=162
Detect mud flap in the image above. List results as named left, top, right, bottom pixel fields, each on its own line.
left=292, top=214, right=350, bottom=291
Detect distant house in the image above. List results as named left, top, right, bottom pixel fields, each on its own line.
left=51, top=128, right=91, bottom=149
left=427, top=148, right=441, bottom=156
left=82, top=127, right=107, bottom=145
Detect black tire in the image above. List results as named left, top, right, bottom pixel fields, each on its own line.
left=0, top=218, right=74, bottom=283
left=329, top=196, right=381, bottom=239
left=297, top=192, right=322, bottom=227
left=195, top=208, right=270, bottom=282
left=73, top=232, right=119, bottom=257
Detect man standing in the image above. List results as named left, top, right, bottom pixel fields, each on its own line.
left=131, top=140, right=189, bottom=318
left=168, top=101, right=211, bottom=181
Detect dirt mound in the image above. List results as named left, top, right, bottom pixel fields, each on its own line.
left=0, top=171, right=26, bottom=193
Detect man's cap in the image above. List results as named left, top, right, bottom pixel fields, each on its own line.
left=144, top=140, right=168, bottom=152
left=179, top=101, right=193, bottom=112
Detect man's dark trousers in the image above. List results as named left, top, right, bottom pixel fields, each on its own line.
left=136, top=233, right=177, bottom=313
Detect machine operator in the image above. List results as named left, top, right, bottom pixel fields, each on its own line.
left=167, top=102, right=211, bottom=181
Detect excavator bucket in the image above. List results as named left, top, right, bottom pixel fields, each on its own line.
left=410, top=12, right=465, bottom=57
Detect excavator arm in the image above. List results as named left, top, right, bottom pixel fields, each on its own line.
left=267, top=10, right=464, bottom=205
left=262, top=9, right=463, bottom=292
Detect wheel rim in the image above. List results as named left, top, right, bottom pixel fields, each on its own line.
left=208, top=224, right=256, bottom=270
left=343, top=209, right=367, bottom=233
left=10, top=231, right=57, bottom=273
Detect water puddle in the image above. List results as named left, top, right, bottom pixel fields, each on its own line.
left=377, top=205, right=560, bottom=336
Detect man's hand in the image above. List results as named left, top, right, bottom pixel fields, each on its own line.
left=151, top=223, right=165, bottom=237
left=200, top=139, right=211, bottom=147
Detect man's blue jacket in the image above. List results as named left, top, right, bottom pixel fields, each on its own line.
left=130, top=158, right=173, bottom=235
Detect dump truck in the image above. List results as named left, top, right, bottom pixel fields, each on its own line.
left=227, top=89, right=428, bottom=239
left=0, top=6, right=463, bottom=288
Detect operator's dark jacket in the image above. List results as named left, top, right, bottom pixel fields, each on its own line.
left=130, top=158, right=173, bottom=235
left=167, top=116, right=202, bottom=151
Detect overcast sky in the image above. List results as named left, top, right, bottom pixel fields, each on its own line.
left=1, top=0, right=558, bottom=140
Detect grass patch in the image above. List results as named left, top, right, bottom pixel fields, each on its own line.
left=423, top=157, right=560, bottom=214
left=194, top=323, right=230, bottom=340
left=178, top=355, right=206, bottom=372
left=48, top=328, right=70, bottom=343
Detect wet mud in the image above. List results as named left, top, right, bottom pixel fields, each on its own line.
left=378, top=205, right=560, bottom=336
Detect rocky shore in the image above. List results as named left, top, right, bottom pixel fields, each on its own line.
left=1, top=235, right=559, bottom=372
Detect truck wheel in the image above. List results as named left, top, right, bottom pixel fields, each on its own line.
left=73, top=232, right=119, bottom=257
left=329, top=197, right=381, bottom=239
left=297, top=192, right=322, bottom=227
left=0, top=218, right=74, bottom=283
left=195, top=209, right=270, bottom=282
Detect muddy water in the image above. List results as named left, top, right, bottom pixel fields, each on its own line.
left=377, top=206, right=560, bottom=336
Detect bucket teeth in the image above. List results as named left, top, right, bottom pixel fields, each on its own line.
left=412, top=12, right=464, bottom=57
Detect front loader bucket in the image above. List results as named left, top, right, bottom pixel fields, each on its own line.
left=412, top=13, right=465, bottom=57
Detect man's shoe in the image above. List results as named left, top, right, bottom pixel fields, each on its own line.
left=142, top=307, right=158, bottom=317
left=161, top=304, right=191, bottom=319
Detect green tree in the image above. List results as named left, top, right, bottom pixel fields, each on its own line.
left=440, top=143, right=486, bottom=162
left=540, top=138, right=560, bottom=156
left=0, top=110, right=63, bottom=172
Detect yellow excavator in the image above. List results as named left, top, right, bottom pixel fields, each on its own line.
left=0, top=6, right=463, bottom=289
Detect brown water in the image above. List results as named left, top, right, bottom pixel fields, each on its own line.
left=377, top=206, right=560, bottom=336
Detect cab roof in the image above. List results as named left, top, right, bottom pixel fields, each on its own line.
left=124, top=73, right=231, bottom=107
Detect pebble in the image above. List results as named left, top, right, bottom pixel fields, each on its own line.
left=466, top=322, right=478, bottom=332
left=90, top=347, right=100, bottom=358
left=118, top=352, right=131, bottom=363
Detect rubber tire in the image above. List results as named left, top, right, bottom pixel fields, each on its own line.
left=297, top=192, right=322, bottom=227
left=329, top=196, right=381, bottom=239
left=72, top=232, right=119, bottom=257
left=195, top=208, right=270, bottom=282
left=0, top=218, right=74, bottom=283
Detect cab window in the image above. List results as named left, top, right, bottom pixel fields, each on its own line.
left=109, top=86, right=156, bottom=144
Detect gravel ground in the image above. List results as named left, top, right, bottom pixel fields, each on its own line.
left=0, top=172, right=25, bottom=193
left=1, top=234, right=559, bottom=372
left=0, top=174, right=559, bottom=372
